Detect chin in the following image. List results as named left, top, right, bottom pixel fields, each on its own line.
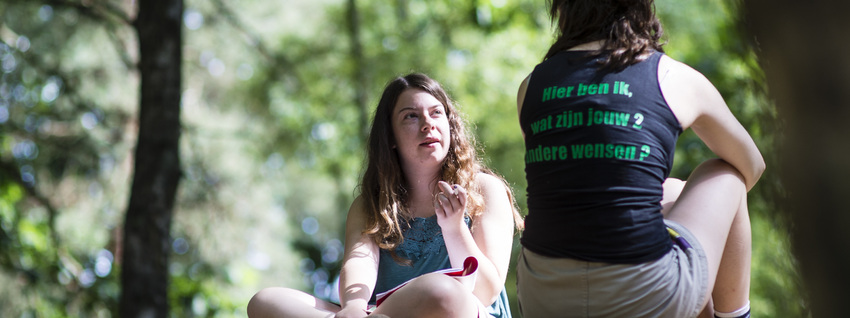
left=432, top=153, right=450, bottom=164
left=417, top=154, right=447, bottom=166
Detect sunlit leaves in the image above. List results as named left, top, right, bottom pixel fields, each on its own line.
left=17, top=219, right=48, bottom=253
left=0, top=0, right=804, bottom=317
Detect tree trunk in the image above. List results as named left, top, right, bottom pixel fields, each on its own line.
left=120, top=0, right=183, bottom=317
left=346, top=0, right=370, bottom=137
left=744, top=1, right=850, bottom=317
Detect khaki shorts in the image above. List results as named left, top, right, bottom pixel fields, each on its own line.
left=516, top=220, right=709, bottom=318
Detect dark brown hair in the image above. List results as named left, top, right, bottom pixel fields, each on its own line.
left=359, top=73, right=523, bottom=260
left=545, top=0, right=665, bottom=71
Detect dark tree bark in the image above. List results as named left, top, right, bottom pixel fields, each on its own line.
left=120, top=0, right=183, bottom=317
left=744, top=1, right=850, bottom=317
left=347, top=0, right=370, bottom=136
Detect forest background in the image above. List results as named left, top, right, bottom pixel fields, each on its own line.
left=0, top=0, right=809, bottom=317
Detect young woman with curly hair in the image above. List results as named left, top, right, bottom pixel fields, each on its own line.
left=248, top=73, right=523, bottom=318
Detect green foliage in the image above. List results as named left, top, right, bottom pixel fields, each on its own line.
left=0, top=0, right=806, bottom=317
left=0, top=0, right=130, bottom=315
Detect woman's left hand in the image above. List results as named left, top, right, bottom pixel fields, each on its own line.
left=434, top=181, right=468, bottom=232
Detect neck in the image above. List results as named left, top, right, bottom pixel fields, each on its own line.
left=567, top=40, right=605, bottom=51
left=400, top=163, right=442, bottom=217
left=401, top=164, right=441, bottom=195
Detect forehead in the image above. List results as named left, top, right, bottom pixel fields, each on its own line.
left=393, top=88, right=443, bottom=112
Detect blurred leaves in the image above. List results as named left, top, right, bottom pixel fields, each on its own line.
left=0, top=0, right=805, bottom=317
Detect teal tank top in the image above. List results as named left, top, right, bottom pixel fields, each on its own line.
left=370, top=215, right=512, bottom=318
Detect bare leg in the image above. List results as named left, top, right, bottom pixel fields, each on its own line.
left=372, top=273, right=480, bottom=318
left=663, top=159, right=751, bottom=314
left=248, top=273, right=480, bottom=318
left=661, top=177, right=686, bottom=217
left=697, top=297, right=715, bottom=318
left=247, top=287, right=340, bottom=318
left=712, top=196, right=751, bottom=313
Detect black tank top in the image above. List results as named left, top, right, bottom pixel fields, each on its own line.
left=520, top=51, right=682, bottom=264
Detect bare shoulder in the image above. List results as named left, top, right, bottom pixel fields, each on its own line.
left=517, top=73, right=532, bottom=115
left=474, top=172, right=513, bottom=217
left=658, top=55, right=723, bottom=130
left=346, top=195, right=369, bottom=224
left=471, top=173, right=517, bottom=244
left=475, top=172, right=508, bottom=195
left=343, top=195, right=380, bottom=259
left=349, top=195, right=366, bottom=212
left=344, top=195, right=377, bottom=249
left=659, top=55, right=715, bottom=90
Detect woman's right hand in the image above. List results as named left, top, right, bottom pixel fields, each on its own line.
left=334, top=306, right=369, bottom=318
left=434, top=181, right=469, bottom=234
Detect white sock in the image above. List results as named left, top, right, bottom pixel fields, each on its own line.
left=714, top=301, right=751, bottom=318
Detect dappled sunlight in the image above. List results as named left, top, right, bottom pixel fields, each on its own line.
left=0, top=0, right=802, bottom=317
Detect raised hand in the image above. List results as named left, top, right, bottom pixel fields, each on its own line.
left=433, top=181, right=468, bottom=233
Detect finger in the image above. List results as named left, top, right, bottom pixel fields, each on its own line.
left=433, top=194, right=446, bottom=216
left=454, top=184, right=468, bottom=209
left=437, top=181, right=460, bottom=211
left=437, top=181, right=461, bottom=208
left=437, top=193, right=452, bottom=213
left=437, top=181, right=455, bottom=196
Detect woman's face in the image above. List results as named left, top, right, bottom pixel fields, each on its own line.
left=391, top=88, right=451, bottom=170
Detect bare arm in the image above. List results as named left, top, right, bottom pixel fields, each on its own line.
left=435, top=174, right=516, bottom=305
left=338, top=196, right=380, bottom=315
left=659, top=56, right=765, bottom=190
left=517, top=74, right=531, bottom=140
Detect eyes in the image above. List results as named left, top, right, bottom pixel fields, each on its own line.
left=402, top=107, right=445, bottom=120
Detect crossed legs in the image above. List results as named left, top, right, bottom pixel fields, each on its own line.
left=662, top=159, right=752, bottom=316
left=247, top=272, right=480, bottom=318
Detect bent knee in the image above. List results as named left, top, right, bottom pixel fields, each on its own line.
left=247, top=287, right=296, bottom=316
left=406, top=273, right=472, bottom=305
left=247, top=288, right=275, bottom=316
left=694, top=159, right=746, bottom=188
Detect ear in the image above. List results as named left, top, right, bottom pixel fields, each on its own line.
left=391, top=145, right=397, bottom=149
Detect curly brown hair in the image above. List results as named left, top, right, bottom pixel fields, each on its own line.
left=545, top=0, right=665, bottom=71
left=359, top=73, right=523, bottom=261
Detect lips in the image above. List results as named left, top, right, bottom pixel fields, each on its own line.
left=420, top=137, right=440, bottom=146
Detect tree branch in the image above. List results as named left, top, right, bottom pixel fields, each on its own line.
left=105, top=27, right=137, bottom=70
left=0, top=0, right=131, bottom=25
left=49, top=0, right=132, bottom=25
left=208, top=0, right=301, bottom=84
left=0, top=37, right=125, bottom=126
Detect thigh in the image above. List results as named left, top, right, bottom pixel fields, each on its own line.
left=663, top=159, right=746, bottom=303
left=371, top=273, right=481, bottom=318
left=660, top=177, right=687, bottom=217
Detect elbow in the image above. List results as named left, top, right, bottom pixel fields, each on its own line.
left=747, top=157, right=766, bottom=190
left=481, top=291, right=500, bottom=308
left=479, top=280, right=504, bottom=306
left=471, top=275, right=503, bottom=306
left=754, top=158, right=766, bottom=180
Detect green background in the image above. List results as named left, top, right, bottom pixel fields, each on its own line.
left=0, top=0, right=806, bottom=317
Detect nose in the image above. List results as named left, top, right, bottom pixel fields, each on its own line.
left=421, top=115, right=435, bottom=132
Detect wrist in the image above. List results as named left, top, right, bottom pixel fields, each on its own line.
left=441, top=224, right=471, bottom=241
